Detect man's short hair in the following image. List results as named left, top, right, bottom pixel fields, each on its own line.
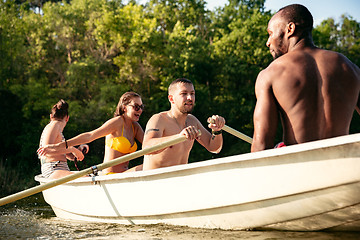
left=278, top=4, right=313, bottom=33
left=168, top=78, right=193, bottom=94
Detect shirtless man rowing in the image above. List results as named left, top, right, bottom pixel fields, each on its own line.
left=251, top=4, right=360, bottom=152
left=142, top=78, right=225, bottom=170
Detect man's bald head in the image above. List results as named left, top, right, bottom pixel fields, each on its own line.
left=276, top=4, right=313, bottom=36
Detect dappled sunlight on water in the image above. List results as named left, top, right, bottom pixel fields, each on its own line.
left=1, top=194, right=360, bottom=239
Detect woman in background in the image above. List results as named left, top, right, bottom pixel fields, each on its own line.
left=38, top=99, right=88, bottom=179
left=37, top=92, right=144, bottom=174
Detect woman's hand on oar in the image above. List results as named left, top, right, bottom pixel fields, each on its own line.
left=207, top=118, right=253, bottom=144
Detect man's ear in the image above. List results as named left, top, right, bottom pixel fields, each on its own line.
left=168, top=94, right=174, bottom=104
left=287, top=22, right=296, bottom=37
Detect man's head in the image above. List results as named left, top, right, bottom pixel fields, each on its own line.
left=168, top=78, right=195, bottom=114
left=266, top=4, right=313, bottom=59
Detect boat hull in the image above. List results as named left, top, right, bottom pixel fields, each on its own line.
left=36, top=134, right=360, bottom=231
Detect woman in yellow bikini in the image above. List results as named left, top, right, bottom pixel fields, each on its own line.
left=37, top=92, right=144, bottom=174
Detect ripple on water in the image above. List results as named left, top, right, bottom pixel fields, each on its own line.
left=1, top=194, right=360, bottom=239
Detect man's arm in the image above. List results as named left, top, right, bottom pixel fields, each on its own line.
left=251, top=70, right=279, bottom=152
left=143, top=113, right=202, bottom=154
left=142, top=114, right=174, bottom=154
left=195, top=115, right=224, bottom=154
left=351, top=61, right=360, bottom=115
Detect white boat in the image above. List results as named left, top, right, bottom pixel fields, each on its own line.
left=35, top=133, right=360, bottom=231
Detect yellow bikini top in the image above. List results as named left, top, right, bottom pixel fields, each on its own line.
left=105, top=124, right=137, bottom=154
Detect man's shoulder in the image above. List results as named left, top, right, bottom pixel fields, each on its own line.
left=186, top=114, right=199, bottom=122
left=264, top=55, right=290, bottom=72
left=157, top=111, right=170, bottom=118
left=257, top=60, right=285, bottom=83
left=262, top=50, right=312, bottom=77
left=186, top=113, right=197, bottom=119
left=256, top=55, right=296, bottom=88
left=291, top=47, right=347, bottom=64
left=317, top=49, right=357, bottom=68
left=148, top=111, right=169, bottom=122
left=302, top=48, right=358, bottom=74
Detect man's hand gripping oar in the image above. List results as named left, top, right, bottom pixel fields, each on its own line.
left=207, top=118, right=253, bottom=144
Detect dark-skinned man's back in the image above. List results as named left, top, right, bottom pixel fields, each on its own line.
left=251, top=4, right=360, bottom=152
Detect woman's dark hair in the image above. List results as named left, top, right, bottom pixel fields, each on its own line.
left=51, top=99, right=69, bottom=120
left=114, top=92, right=141, bottom=117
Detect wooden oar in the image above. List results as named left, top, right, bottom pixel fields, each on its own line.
left=222, top=125, right=253, bottom=144
left=0, top=135, right=187, bottom=207
left=208, top=118, right=253, bottom=144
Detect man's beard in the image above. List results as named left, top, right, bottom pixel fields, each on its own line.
left=271, top=45, right=285, bottom=59
left=179, top=104, right=194, bottom=114
left=273, top=51, right=284, bottom=59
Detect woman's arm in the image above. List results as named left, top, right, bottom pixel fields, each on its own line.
left=38, top=117, right=121, bottom=156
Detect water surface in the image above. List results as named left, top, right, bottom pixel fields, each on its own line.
left=1, top=194, right=359, bottom=239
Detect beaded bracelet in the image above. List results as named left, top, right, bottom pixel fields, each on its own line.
left=65, top=139, right=68, bottom=149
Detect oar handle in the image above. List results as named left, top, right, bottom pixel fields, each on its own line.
left=222, top=125, right=253, bottom=144
left=0, top=135, right=187, bottom=207
left=207, top=118, right=253, bottom=144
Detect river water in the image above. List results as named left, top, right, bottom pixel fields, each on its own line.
left=1, top=193, right=359, bottom=240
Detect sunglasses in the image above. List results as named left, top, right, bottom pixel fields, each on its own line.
left=128, top=104, right=145, bottom=111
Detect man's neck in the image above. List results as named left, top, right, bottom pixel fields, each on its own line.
left=169, top=109, right=187, bottom=126
left=289, top=36, right=316, bottom=52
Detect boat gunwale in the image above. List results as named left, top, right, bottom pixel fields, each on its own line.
left=35, top=133, right=360, bottom=185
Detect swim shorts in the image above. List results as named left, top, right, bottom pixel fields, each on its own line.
left=274, top=142, right=286, bottom=148
left=41, top=161, right=70, bottom=178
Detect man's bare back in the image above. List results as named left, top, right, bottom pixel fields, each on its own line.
left=251, top=4, right=360, bottom=152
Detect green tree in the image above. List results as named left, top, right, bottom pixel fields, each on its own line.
left=313, top=18, right=339, bottom=50
left=313, top=15, right=360, bottom=66
left=210, top=1, right=271, bottom=155
left=338, top=15, right=360, bottom=66
left=14, top=0, right=70, bottom=11
left=0, top=1, right=28, bottom=89
left=147, top=0, right=209, bottom=33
